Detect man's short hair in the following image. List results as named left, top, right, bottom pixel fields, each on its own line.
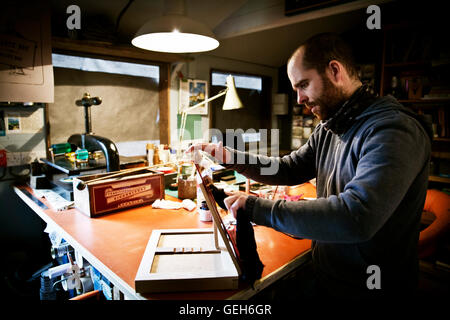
left=290, top=32, right=358, bottom=78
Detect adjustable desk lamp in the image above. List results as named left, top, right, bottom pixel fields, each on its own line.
left=178, top=75, right=243, bottom=143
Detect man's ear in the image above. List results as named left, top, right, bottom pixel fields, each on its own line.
left=327, top=60, right=343, bottom=85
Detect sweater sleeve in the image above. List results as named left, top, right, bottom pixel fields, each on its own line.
left=248, top=114, right=431, bottom=243
left=225, top=130, right=317, bottom=186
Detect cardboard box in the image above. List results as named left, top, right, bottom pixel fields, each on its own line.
left=73, top=169, right=164, bottom=217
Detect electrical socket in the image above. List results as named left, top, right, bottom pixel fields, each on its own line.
left=5, top=151, right=40, bottom=167
left=6, top=152, right=22, bottom=166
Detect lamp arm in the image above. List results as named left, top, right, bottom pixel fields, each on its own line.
left=181, top=89, right=227, bottom=113
left=178, top=88, right=228, bottom=142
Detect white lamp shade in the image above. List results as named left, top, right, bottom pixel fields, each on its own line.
left=132, top=14, right=219, bottom=53
left=222, top=75, right=244, bottom=110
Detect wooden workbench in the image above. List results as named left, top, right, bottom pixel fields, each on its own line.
left=13, top=184, right=314, bottom=300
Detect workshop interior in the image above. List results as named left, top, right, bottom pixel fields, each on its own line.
left=0, top=0, right=448, bottom=303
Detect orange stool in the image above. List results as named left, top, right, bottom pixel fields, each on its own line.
left=418, top=189, right=450, bottom=259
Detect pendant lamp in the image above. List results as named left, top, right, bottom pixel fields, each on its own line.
left=131, top=0, right=219, bottom=53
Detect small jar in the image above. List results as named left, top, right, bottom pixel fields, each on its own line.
left=146, top=143, right=154, bottom=165
left=177, top=175, right=196, bottom=200
left=198, top=200, right=212, bottom=222
left=75, top=149, right=89, bottom=164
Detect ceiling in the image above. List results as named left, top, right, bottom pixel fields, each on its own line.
left=49, top=0, right=393, bottom=68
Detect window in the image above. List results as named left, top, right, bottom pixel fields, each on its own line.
left=211, top=71, right=262, bottom=91
left=210, top=70, right=271, bottom=147
left=50, top=53, right=161, bottom=149
left=52, top=53, right=159, bottom=80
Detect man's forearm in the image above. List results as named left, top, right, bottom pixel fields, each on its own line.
left=225, top=147, right=315, bottom=186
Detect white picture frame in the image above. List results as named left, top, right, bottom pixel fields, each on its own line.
left=179, top=79, right=208, bottom=115
left=6, top=114, right=21, bottom=133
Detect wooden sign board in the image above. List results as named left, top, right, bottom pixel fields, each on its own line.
left=135, top=228, right=239, bottom=293
left=73, top=168, right=164, bottom=217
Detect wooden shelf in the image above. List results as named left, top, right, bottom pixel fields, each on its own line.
left=384, top=61, right=429, bottom=68
left=398, top=99, right=450, bottom=104
left=432, top=152, right=450, bottom=160
left=429, top=175, right=450, bottom=183
left=52, top=36, right=192, bottom=64
left=381, top=23, right=450, bottom=188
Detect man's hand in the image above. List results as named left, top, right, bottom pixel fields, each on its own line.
left=224, top=191, right=249, bottom=219
left=186, top=141, right=232, bottom=164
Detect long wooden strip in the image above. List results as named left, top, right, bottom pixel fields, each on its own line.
left=155, top=247, right=221, bottom=254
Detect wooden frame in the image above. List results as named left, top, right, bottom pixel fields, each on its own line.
left=135, top=228, right=239, bottom=293
left=134, top=161, right=242, bottom=293
left=195, top=162, right=241, bottom=274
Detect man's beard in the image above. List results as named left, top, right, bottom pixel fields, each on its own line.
left=307, top=75, right=347, bottom=120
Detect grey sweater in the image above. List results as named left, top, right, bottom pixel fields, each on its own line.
left=226, top=95, right=431, bottom=297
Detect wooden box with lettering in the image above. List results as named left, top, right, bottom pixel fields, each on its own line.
left=73, top=168, right=164, bottom=217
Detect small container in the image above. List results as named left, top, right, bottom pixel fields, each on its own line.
left=153, top=147, right=160, bottom=165
left=146, top=143, right=155, bottom=166
left=75, top=149, right=89, bottom=164
left=170, top=149, right=177, bottom=163
left=160, top=145, right=170, bottom=164
left=51, top=142, right=72, bottom=155
left=198, top=200, right=212, bottom=222
left=177, top=175, right=196, bottom=200
left=65, top=152, right=76, bottom=163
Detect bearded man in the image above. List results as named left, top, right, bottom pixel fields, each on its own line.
left=189, top=33, right=432, bottom=299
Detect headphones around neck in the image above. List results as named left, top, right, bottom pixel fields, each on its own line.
left=323, top=84, right=377, bottom=135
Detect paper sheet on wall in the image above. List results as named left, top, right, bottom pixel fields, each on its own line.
left=0, top=2, right=54, bottom=103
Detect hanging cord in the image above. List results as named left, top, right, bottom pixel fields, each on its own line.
left=115, top=0, right=135, bottom=36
